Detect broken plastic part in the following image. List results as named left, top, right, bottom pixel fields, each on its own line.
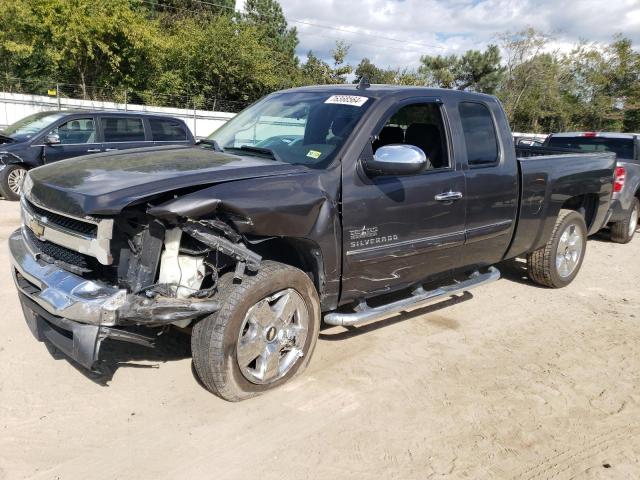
left=181, top=221, right=261, bottom=272
left=119, top=295, right=219, bottom=324
left=158, top=228, right=206, bottom=298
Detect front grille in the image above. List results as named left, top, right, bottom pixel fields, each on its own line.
left=26, top=200, right=97, bottom=237
left=24, top=227, right=90, bottom=271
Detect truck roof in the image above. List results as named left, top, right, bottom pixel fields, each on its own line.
left=280, top=84, right=499, bottom=102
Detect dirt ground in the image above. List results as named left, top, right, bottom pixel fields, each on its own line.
left=0, top=200, right=639, bottom=480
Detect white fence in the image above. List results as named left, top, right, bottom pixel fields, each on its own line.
left=0, top=91, right=236, bottom=138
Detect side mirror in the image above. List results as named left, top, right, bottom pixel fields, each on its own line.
left=44, top=133, right=60, bottom=145
left=364, top=144, right=428, bottom=176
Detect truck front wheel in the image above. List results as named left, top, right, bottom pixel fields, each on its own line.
left=610, top=198, right=639, bottom=244
left=527, top=209, right=587, bottom=288
left=191, top=261, right=321, bottom=401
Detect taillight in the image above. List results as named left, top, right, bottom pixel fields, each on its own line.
left=583, top=131, right=598, bottom=138
left=614, top=166, right=626, bottom=193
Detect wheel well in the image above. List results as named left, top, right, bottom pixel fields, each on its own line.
left=249, top=238, right=324, bottom=296
left=561, top=194, right=598, bottom=229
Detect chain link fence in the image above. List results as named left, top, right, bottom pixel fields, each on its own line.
left=1, top=74, right=251, bottom=114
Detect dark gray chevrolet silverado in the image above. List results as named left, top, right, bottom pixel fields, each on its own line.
left=8, top=85, right=616, bottom=401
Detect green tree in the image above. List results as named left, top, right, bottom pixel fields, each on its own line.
left=0, top=0, right=159, bottom=97
left=353, top=58, right=397, bottom=84
left=300, top=41, right=352, bottom=85
left=146, top=0, right=235, bottom=16
left=243, top=0, right=298, bottom=59
left=419, top=45, right=504, bottom=93
left=149, top=14, right=299, bottom=109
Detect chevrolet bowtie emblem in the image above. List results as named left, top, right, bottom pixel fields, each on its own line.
left=28, top=217, right=45, bottom=237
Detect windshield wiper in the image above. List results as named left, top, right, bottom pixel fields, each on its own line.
left=196, top=138, right=224, bottom=152
left=227, top=145, right=282, bottom=162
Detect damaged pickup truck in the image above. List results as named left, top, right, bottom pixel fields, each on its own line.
left=9, top=85, right=615, bottom=401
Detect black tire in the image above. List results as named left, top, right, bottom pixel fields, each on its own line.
left=610, top=198, right=639, bottom=244
left=527, top=209, right=587, bottom=288
left=0, top=164, right=28, bottom=201
left=191, top=261, right=321, bottom=401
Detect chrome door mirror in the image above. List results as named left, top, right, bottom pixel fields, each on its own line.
left=365, top=144, right=429, bottom=176
left=44, top=133, right=61, bottom=145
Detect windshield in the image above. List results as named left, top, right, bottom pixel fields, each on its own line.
left=547, top=136, right=635, bottom=160
left=207, top=92, right=373, bottom=167
left=1, top=111, right=67, bottom=142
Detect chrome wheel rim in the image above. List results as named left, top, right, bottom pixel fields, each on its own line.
left=236, top=288, right=309, bottom=385
left=629, top=206, right=638, bottom=238
left=556, top=223, right=583, bottom=278
left=7, top=168, right=27, bottom=195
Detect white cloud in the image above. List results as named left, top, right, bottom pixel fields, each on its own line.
left=271, top=0, right=640, bottom=69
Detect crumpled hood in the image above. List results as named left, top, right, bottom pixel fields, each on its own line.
left=26, top=145, right=307, bottom=217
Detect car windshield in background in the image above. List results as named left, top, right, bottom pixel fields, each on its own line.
left=206, top=92, right=373, bottom=167
left=547, top=136, right=635, bottom=160
left=0, top=111, right=67, bottom=142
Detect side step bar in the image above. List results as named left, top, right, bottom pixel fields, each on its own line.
left=324, top=267, right=500, bottom=327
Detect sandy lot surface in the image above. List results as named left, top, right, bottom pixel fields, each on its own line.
left=0, top=200, right=639, bottom=480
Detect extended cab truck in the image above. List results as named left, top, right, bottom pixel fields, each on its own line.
left=544, top=132, right=640, bottom=243
left=8, top=86, right=615, bottom=401
left=0, top=111, right=194, bottom=200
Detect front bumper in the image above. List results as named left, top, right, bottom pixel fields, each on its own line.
left=17, top=293, right=154, bottom=369
left=9, top=228, right=127, bottom=326
left=9, top=228, right=218, bottom=369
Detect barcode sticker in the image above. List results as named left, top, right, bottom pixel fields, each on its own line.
left=324, top=95, right=369, bottom=107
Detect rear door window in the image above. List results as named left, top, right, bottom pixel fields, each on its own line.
left=149, top=118, right=188, bottom=141
left=101, top=117, right=146, bottom=142
left=458, top=102, right=499, bottom=166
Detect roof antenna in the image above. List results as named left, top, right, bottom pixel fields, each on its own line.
left=357, top=76, right=370, bottom=90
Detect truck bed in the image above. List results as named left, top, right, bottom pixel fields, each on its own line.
left=505, top=150, right=616, bottom=260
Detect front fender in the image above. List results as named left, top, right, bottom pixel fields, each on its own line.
left=0, top=152, right=25, bottom=168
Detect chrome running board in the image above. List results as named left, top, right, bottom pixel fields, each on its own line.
left=324, top=267, right=500, bottom=327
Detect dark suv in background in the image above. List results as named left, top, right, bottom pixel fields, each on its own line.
left=0, top=111, right=194, bottom=200
left=544, top=132, right=640, bottom=243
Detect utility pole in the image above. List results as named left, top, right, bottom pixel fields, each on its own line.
left=193, top=98, right=197, bottom=138
left=56, top=83, right=61, bottom=110
left=124, top=89, right=128, bottom=111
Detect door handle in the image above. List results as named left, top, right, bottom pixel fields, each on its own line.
left=105, top=148, right=118, bottom=152
left=86, top=148, right=101, bottom=153
left=435, top=191, right=463, bottom=202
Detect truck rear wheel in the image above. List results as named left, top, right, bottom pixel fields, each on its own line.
left=0, top=164, right=28, bottom=201
left=527, top=209, right=587, bottom=288
left=191, top=261, right=321, bottom=402
left=610, top=198, right=639, bottom=244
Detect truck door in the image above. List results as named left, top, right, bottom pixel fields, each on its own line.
left=456, top=101, right=518, bottom=267
left=340, top=99, right=468, bottom=303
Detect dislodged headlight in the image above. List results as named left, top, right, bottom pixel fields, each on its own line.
left=21, top=172, right=33, bottom=198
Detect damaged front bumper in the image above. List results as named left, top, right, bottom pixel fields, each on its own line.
left=8, top=229, right=218, bottom=369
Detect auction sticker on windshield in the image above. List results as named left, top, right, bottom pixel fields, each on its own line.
left=325, top=95, right=369, bottom=107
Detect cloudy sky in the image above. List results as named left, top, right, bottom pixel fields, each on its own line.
left=240, top=0, right=640, bottom=69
